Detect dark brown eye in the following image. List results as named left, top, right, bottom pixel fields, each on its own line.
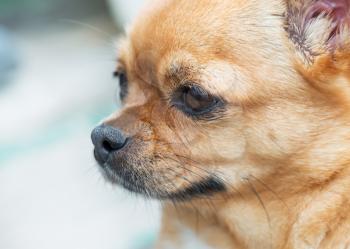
left=183, top=86, right=215, bottom=112
left=172, top=85, right=223, bottom=117
left=114, top=71, right=128, bottom=101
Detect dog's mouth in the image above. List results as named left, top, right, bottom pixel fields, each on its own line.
left=92, top=129, right=227, bottom=201
left=99, top=163, right=151, bottom=195
left=97, top=157, right=227, bottom=201
left=164, top=176, right=226, bottom=201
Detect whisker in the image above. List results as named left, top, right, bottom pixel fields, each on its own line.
left=172, top=154, right=245, bottom=198
left=161, top=151, right=244, bottom=200
left=249, top=174, right=290, bottom=211
left=59, top=19, right=115, bottom=38
left=163, top=167, right=218, bottom=215
left=246, top=178, right=273, bottom=249
left=155, top=153, right=245, bottom=206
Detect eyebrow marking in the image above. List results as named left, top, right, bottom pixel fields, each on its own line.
left=164, top=63, right=196, bottom=85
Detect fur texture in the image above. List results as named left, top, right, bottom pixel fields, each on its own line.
left=96, top=0, right=350, bottom=248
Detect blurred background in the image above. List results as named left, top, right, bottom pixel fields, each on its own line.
left=0, top=1, right=161, bottom=249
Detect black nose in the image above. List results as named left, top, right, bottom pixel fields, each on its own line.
left=91, top=125, right=127, bottom=163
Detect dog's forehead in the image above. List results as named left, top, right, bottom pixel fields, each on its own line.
left=123, top=1, right=225, bottom=85
left=121, top=0, right=287, bottom=89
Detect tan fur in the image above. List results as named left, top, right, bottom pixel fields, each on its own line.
left=104, top=0, right=350, bottom=248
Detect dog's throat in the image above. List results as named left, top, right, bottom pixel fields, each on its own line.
left=166, top=176, right=226, bottom=201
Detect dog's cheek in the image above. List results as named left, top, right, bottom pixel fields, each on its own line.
left=192, top=127, right=246, bottom=163
left=243, top=101, right=315, bottom=160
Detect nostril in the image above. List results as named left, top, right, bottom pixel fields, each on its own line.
left=101, top=135, right=127, bottom=152
left=91, top=125, right=128, bottom=163
left=102, top=138, right=128, bottom=152
left=102, top=140, right=116, bottom=152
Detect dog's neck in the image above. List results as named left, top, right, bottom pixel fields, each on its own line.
left=160, top=122, right=350, bottom=249
left=217, top=168, right=350, bottom=248
left=220, top=130, right=350, bottom=248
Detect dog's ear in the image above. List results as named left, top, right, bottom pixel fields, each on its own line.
left=285, top=0, right=350, bottom=63
left=285, top=0, right=350, bottom=88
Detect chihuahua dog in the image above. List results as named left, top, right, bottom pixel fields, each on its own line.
left=91, top=0, right=350, bottom=248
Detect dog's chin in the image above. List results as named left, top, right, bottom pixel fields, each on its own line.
left=98, top=163, right=154, bottom=197
left=98, top=162, right=227, bottom=201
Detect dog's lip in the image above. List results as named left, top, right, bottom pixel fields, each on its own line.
left=93, top=149, right=105, bottom=166
left=100, top=163, right=150, bottom=195
left=99, top=158, right=227, bottom=200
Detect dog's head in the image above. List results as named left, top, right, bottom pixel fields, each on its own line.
left=92, top=0, right=350, bottom=201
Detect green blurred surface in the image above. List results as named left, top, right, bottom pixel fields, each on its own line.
left=0, top=0, right=108, bottom=27
left=0, top=0, right=51, bottom=14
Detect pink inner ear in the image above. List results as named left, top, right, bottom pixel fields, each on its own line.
left=306, top=0, right=350, bottom=43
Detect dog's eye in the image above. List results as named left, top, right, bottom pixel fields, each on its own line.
left=183, top=86, right=214, bottom=111
left=114, top=71, right=128, bottom=101
left=173, top=85, right=222, bottom=117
